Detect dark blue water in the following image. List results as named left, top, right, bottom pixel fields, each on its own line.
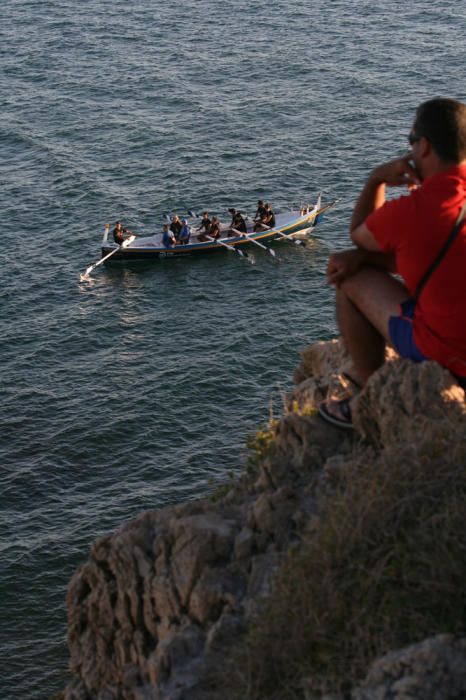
left=1, top=1, right=464, bottom=697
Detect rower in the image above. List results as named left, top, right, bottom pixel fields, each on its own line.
left=254, top=200, right=267, bottom=222
left=209, top=217, right=221, bottom=240
left=197, top=211, right=211, bottom=235
left=197, top=212, right=217, bottom=241
left=264, top=203, right=276, bottom=228
left=112, top=222, right=134, bottom=244
left=228, top=208, right=237, bottom=226
left=179, top=219, right=191, bottom=245
left=112, top=221, right=124, bottom=244
left=162, top=223, right=176, bottom=248
left=170, top=215, right=183, bottom=241
left=253, top=212, right=270, bottom=232
left=227, top=208, right=247, bottom=236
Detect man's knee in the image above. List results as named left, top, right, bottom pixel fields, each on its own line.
left=338, top=267, right=385, bottom=305
left=341, top=267, right=409, bottom=339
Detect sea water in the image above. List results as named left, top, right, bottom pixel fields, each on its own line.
left=1, top=0, right=464, bottom=697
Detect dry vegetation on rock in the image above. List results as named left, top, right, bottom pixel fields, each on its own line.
left=228, top=419, right=466, bottom=698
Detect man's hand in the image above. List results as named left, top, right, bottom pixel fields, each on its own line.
left=326, top=249, right=365, bottom=285
left=327, top=248, right=397, bottom=285
left=370, top=154, right=421, bottom=189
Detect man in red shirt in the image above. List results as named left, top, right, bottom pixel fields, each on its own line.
left=319, top=98, right=466, bottom=428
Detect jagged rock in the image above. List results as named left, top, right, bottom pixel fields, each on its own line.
left=273, top=411, right=347, bottom=475
left=64, top=338, right=466, bottom=700
left=354, top=358, right=465, bottom=445
left=169, top=514, right=237, bottom=606
left=293, top=338, right=352, bottom=387
left=233, top=526, right=255, bottom=560
left=352, top=635, right=466, bottom=700
left=188, top=566, right=246, bottom=624
left=205, top=612, right=248, bottom=655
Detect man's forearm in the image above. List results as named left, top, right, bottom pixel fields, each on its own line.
left=350, top=173, right=386, bottom=232
left=350, top=155, right=420, bottom=233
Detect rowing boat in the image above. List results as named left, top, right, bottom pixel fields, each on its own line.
left=99, top=197, right=336, bottom=262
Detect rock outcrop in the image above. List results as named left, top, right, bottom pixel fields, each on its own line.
left=351, top=635, right=466, bottom=700
left=64, top=339, right=466, bottom=700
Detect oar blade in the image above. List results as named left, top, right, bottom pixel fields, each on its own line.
left=79, top=265, right=94, bottom=282
left=80, top=235, right=135, bottom=281
left=122, top=235, right=136, bottom=248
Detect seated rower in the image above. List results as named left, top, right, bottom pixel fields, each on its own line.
left=227, top=208, right=247, bottom=236
left=254, top=200, right=267, bottom=222
left=197, top=215, right=221, bottom=242
left=179, top=219, right=191, bottom=245
left=197, top=211, right=211, bottom=236
left=162, top=223, right=176, bottom=248
left=170, top=215, right=183, bottom=241
left=112, top=221, right=125, bottom=244
left=209, top=216, right=221, bottom=240
left=264, top=203, right=275, bottom=228
left=228, top=207, right=237, bottom=226
left=253, top=212, right=270, bottom=232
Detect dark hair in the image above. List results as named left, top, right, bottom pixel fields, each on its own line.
left=414, top=98, right=466, bottom=163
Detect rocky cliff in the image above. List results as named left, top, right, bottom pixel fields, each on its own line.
left=64, top=340, right=466, bottom=700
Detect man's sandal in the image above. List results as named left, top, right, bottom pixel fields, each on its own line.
left=318, top=397, right=354, bottom=430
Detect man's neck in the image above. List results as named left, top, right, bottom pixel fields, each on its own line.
left=421, top=157, right=460, bottom=181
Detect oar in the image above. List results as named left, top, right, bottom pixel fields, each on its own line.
left=233, top=229, right=277, bottom=258
left=188, top=211, right=248, bottom=257
left=205, top=235, right=248, bottom=258
left=81, top=235, right=136, bottom=280
left=274, top=230, right=305, bottom=246
left=273, top=200, right=322, bottom=246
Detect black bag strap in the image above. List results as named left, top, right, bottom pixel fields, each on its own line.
left=413, top=201, right=466, bottom=303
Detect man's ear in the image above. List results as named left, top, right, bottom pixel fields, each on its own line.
left=419, top=136, right=432, bottom=158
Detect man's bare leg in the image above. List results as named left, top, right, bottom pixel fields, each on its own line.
left=337, top=266, right=409, bottom=385
left=336, top=289, right=386, bottom=384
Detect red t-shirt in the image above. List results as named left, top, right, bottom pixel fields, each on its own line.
left=366, top=164, right=466, bottom=377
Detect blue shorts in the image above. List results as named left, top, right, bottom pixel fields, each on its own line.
left=388, top=299, right=427, bottom=362
left=389, top=300, right=466, bottom=392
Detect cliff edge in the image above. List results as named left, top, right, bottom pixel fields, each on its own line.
left=64, top=340, right=466, bottom=700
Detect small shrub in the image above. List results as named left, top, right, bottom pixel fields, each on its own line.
left=246, top=420, right=279, bottom=475
left=287, top=399, right=318, bottom=418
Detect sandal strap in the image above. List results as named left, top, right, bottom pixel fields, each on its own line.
left=339, top=398, right=352, bottom=421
